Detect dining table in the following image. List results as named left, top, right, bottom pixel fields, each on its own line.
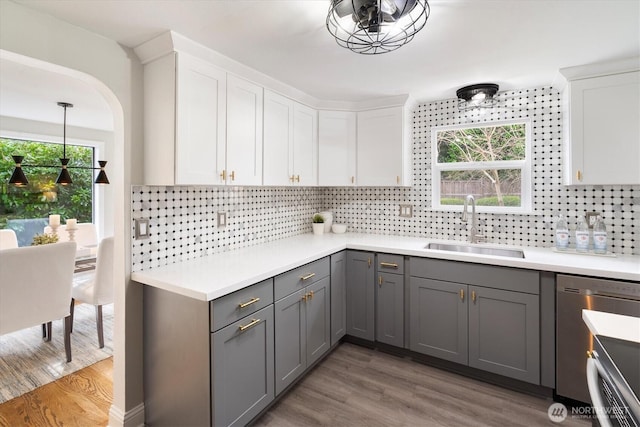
left=75, top=244, right=98, bottom=273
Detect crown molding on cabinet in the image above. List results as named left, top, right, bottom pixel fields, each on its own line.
left=133, top=31, right=410, bottom=112
left=552, top=56, right=640, bottom=92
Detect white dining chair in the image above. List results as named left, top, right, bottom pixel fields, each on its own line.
left=70, top=236, right=114, bottom=348
left=44, top=223, right=98, bottom=248
left=0, top=229, right=18, bottom=250
left=0, top=241, right=77, bottom=362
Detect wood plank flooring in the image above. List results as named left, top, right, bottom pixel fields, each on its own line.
left=0, top=344, right=592, bottom=427
left=254, top=343, right=590, bottom=427
left=0, top=357, right=112, bottom=427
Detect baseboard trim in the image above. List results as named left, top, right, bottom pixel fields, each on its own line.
left=108, top=402, right=145, bottom=427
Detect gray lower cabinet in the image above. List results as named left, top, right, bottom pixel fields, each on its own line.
left=409, top=257, right=541, bottom=385
left=346, top=250, right=375, bottom=341
left=409, top=277, right=468, bottom=364
left=212, top=306, right=275, bottom=427
left=468, top=285, right=540, bottom=384
left=274, top=272, right=330, bottom=395
left=376, top=271, right=404, bottom=347
left=330, top=251, right=347, bottom=346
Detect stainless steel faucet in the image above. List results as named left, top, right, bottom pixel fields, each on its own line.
left=462, top=195, right=484, bottom=244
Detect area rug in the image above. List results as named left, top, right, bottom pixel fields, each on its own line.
left=0, top=302, right=113, bottom=403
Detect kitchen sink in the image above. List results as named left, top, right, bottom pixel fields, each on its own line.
left=425, top=243, right=525, bottom=259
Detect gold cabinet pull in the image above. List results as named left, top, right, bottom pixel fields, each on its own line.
left=368, top=258, right=371, bottom=267
left=576, top=170, right=582, bottom=181
left=396, top=176, right=400, bottom=184
left=586, top=350, right=593, bottom=359
left=238, top=297, right=260, bottom=309
left=300, top=272, right=316, bottom=281
left=459, top=289, right=464, bottom=301
left=230, top=170, right=236, bottom=181
left=379, top=275, right=383, bottom=287
left=238, top=318, right=260, bottom=332
left=302, top=293, right=308, bottom=302
left=289, top=175, right=295, bottom=183
left=295, top=175, right=300, bottom=183
left=380, top=262, right=398, bottom=269
left=309, top=290, right=314, bottom=299
left=351, top=176, right=355, bottom=184
left=472, top=291, right=476, bottom=303
left=220, top=169, right=226, bottom=181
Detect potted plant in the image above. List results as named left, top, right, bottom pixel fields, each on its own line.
left=312, top=214, right=325, bottom=235
left=32, top=233, right=59, bottom=245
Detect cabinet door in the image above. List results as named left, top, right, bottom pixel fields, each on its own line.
left=212, top=305, right=274, bottom=427
left=305, top=277, right=331, bottom=367
left=567, top=71, right=640, bottom=185
left=409, top=277, right=468, bottom=365
left=468, top=286, right=540, bottom=384
left=263, top=90, right=294, bottom=186
left=226, top=75, right=263, bottom=185
left=376, top=272, right=404, bottom=347
left=274, top=289, right=306, bottom=395
left=293, top=103, right=318, bottom=186
left=318, top=110, right=357, bottom=186
left=357, top=106, right=405, bottom=186
left=346, top=251, right=375, bottom=341
left=330, top=251, right=347, bottom=346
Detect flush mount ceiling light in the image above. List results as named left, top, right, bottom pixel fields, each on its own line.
left=327, top=0, right=430, bottom=55
left=9, top=102, right=109, bottom=186
left=456, top=83, right=500, bottom=111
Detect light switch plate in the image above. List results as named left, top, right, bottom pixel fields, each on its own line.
left=217, top=212, right=227, bottom=228
left=134, top=218, right=150, bottom=239
left=399, top=204, right=413, bottom=218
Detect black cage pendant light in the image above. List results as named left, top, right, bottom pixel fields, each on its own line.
left=327, top=0, right=430, bottom=54
left=8, top=102, right=109, bottom=186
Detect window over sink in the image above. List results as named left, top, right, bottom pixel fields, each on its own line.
left=431, top=119, right=532, bottom=214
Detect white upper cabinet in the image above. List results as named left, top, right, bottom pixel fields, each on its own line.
left=144, top=52, right=226, bottom=185
left=357, top=106, right=408, bottom=186
left=263, top=90, right=317, bottom=186
left=318, top=111, right=357, bottom=186
left=226, top=75, right=264, bottom=185
left=561, top=61, right=640, bottom=185
left=293, top=103, right=318, bottom=186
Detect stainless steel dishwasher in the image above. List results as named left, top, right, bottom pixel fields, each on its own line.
left=557, top=274, right=640, bottom=404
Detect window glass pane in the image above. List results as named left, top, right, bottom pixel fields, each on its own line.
left=437, top=123, right=526, bottom=163
left=0, top=138, right=94, bottom=246
left=440, top=169, right=522, bottom=207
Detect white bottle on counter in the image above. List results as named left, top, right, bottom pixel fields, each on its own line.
left=555, top=214, right=569, bottom=251
left=593, top=216, right=607, bottom=254
left=575, top=215, right=590, bottom=252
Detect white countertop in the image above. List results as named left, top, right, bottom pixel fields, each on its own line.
left=132, top=233, right=640, bottom=301
left=583, top=310, right=640, bottom=343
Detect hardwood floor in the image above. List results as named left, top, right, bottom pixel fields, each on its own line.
left=0, top=344, right=592, bottom=427
left=254, top=343, right=590, bottom=427
left=0, top=357, right=112, bottom=427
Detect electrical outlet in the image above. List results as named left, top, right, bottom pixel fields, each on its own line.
left=399, top=204, right=413, bottom=218
left=134, top=218, right=150, bottom=239
left=217, top=212, right=227, bottom=228
left=585, top=211, right=600, bottom=229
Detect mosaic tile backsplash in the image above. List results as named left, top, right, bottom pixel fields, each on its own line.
left=132, top=86, right=638, bottom=272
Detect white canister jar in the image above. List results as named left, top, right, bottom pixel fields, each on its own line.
left=320, top=211, right=333, bottom=233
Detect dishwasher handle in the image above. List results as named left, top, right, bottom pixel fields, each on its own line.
left=586, top=355, right=613, bottom=427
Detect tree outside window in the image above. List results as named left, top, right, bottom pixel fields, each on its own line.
left=432, top=120, right=532, bottom=213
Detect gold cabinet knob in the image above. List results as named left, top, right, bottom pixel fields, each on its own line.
left=220, top=170, right=226, bottom=181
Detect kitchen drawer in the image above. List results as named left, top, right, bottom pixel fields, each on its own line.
left=211, top=278, right=274, bottom=332
left=376, top=253, right=404, bottom=275
left=274, top=257, right=330, bottom=301
left=410, top=258, right=539, bottom=295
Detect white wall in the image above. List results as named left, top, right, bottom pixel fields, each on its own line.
left=0, top=1, right=144, bottom=425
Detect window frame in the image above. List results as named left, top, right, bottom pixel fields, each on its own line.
left=431, top=118, right=533, bottom=214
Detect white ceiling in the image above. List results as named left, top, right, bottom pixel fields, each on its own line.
left=3, top=0, right=640, bottom=128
